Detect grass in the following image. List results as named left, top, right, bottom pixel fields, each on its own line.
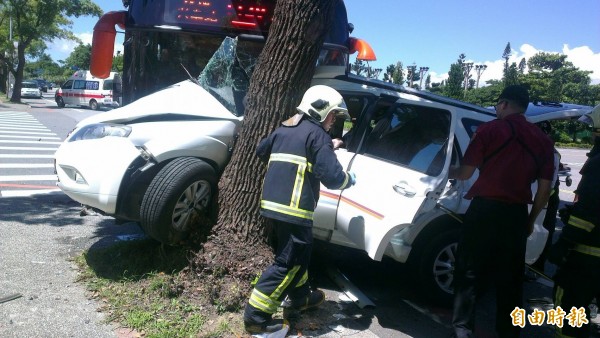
left=73, top=238, right=246, bottom=337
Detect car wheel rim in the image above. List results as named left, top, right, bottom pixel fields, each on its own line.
left=172, top=180, right=211, bottom=232
left=433, top=242, right=457, bottom=295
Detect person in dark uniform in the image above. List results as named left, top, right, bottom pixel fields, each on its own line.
left=243, top=85, right=356, bottom=335
left=549, top=104, right=600, bottom=338
left=449, top=85, right=555, bottom=338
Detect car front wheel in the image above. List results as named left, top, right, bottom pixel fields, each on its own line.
left=89, top=99, right=99, bottom=110
left=140, top=157, right=216, bottom=245
left=417, top=229, right=459, bottom=306
left=56, top=96, right=65, bottom=108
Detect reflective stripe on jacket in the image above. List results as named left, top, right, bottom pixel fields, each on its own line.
left=257, top=116, right=352, bottom=226
left=562, top=147, right=600, bottom=256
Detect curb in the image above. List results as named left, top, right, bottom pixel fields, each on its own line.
left=0, top=100, right=31, bottom=111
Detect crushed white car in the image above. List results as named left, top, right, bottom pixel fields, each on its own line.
left=54, top=38, right=592, bottom=304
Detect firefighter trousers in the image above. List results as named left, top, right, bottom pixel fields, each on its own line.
left=553, top=252, right=600, bottom=337
left=244, top=220, right=313, bottom=324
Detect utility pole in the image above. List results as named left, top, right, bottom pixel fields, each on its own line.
left=418, top=66, right=429, bottom=90
left=462, top=62, right=473, bottom=93
left=475, top=64, right=487, bottom=89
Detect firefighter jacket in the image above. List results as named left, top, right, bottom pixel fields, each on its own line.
left=256, top=116, right=353, bottom=226
left=563, top=141, right=600, bottom=259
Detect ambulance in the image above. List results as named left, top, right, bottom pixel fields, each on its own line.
left=55, top=70, right=122, bottom=110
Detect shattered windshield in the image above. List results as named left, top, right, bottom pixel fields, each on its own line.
left=198, top=37, right=264, bottom=117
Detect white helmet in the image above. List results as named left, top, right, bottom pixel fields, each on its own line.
left=578, top=104, right=600, bottom=132
left=297, top=85, right=349, bottom=122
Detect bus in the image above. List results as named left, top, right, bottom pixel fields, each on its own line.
left=90, top=0, right=375, bottom=105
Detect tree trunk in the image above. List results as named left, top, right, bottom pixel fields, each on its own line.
left=189, top=0, right=338, bottom=310
left=9, top=43, right=26, bottom=103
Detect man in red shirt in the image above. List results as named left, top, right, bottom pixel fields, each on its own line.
left=450, top=85, right=555, bottom=338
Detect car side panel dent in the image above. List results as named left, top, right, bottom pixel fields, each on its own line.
left=334, top=216, right=404, bottom=261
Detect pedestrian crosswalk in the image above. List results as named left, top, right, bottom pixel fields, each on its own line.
left=0, top=111, right=61, bottom=197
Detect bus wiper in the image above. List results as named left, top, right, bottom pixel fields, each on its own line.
left=180, top=63, right=200, bottom=86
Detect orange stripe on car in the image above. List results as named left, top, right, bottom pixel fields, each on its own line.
left=320, top=190, right=385, bottom=220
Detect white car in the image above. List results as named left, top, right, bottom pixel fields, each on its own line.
left=20, top=81, right=43, bottom=98
left=54, top=41, right=592, bottom=304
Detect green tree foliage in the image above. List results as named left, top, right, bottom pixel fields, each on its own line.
left=383, top=61, right=403, bottom=84
left=24, top=53, right=61, bottom=80
left=523, top=52, right=593, bottom=104
left=445, top=61, right=464, bottom=99
left=0, top=0, right=102, bottom=102
left=112, top=51, right=124, bottom=73
left=502, top=42, right=511, bottom=79
left=63, top=43, right=92, bottom=72
left=504, top=62, right=520, bottom=86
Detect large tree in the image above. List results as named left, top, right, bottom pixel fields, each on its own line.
left=0, top=0, right=102, bottom=102
left=189, top=0, right=339, bottom=310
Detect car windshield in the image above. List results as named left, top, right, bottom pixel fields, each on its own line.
left=22, top=82, right=38, bottom=89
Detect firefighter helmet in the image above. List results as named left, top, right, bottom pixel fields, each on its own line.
left=578, top=104, right=600, bottom=133
left=297, top=85, right=349, bottom=122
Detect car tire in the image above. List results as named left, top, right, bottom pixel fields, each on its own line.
left=89, top=99, right=99, bottom=110
left=56, top=96, right=65, bottom=108
left=417, top=229, right=459, bottom=306
left=140, top=157, right=216, bottom=245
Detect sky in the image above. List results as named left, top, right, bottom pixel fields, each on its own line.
left=46, top=0, right=600, bottom=85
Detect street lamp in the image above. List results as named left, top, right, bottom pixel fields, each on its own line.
left=475, top=64, right=487, bottom=89
left=462, top=62, right=474, bottom=92
left=419, top=66, right=429, bottom=89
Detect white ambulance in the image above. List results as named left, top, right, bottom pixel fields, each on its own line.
left=55, top=70, right=122, bottom=110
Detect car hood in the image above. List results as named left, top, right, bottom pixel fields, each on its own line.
left=525, top=102, right=593, bottom=123
left=77, top=80, right=242, bottom=126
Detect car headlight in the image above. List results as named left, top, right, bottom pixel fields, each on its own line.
left=68, top=123, right=132, bottom=142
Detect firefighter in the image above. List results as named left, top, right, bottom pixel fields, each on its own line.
left=549, top=104, right=600, bottom=338
left=243, top=85, right=356, bottom=335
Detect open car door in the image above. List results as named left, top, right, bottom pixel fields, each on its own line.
left=315, top=99, right=457, bottom=260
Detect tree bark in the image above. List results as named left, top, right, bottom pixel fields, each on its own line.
left=189, top=0, right=338, bottom=309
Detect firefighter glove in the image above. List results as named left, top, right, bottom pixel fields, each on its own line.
left=558, top=204, right=573, bottom=224
left=348, top=171, right=356, bottom=186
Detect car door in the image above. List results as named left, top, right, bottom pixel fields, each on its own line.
left=61, top=80, right=74, bottom=104
left=73, top=80, right=88, bottom=106
left=315, top=98, right=457, bottom=261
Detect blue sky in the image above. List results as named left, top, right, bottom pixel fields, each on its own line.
left=47, top=0, right=600, bottom=84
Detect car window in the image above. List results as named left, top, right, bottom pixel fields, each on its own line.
left=102, top=80, right=113, bottom=90
left=461, top=118, right=485, bottom=139
left=22, top=82, right=38, bottom=89
left=84, top=81, right=99, bottom=90
left=73, top=80, right=86, bottom=90
left=362, top=103, right=451, bottom=175
left=62, top=80, right=73, bottom=89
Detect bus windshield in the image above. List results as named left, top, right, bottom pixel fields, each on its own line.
left=197, top=36, right=263, bottom=117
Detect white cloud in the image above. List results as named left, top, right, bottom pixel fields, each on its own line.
left=562, top=44, right=600, bottom=84
left=47, top=32, right=124, bottom=62
left=474, top=43, right=600, bottom=86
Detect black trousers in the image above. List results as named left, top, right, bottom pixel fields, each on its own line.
left=244, top=220, right=313, bottom=324
left=452, top=197, right=528, bottom=338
